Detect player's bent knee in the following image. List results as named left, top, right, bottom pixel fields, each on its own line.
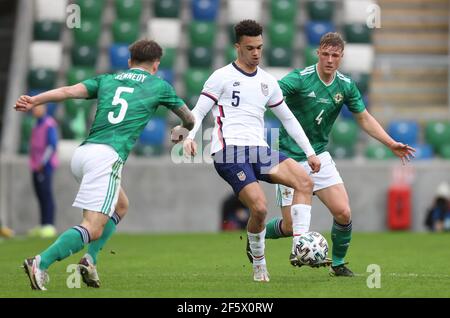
left=250, top=199, right=267, bottom=220
left=333, top=207, right=352, bottom=224
left=292, top=176, right=313, bottom=194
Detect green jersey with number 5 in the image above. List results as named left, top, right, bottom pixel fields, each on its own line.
left=81, top=68, right=184, bottom=161
left=278, top=64, right=366, bottom=161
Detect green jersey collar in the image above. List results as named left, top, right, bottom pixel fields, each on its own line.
left=315, top=64, right=336, bottom=87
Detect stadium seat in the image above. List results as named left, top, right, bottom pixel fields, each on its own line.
left=64, top=98, right=93, bottom=119
left=19, top=115, right=34, bottom=154
left=189, top=21, right=216, bottom=47
left=267, top=47, right=293, bottom=67
left=425, top=121, right=450, bottom=154
left=227, top=24, right=237, bottom=43
left=28, top=69, right=56, bottom=90
left=410, top=144, right=434, bottom=160
left=387, top=120, right=419, bottom=145
left=268, top=21, right=294, bottom=48
left=153, top=105, right=169, bottom=118
left=147, top=19, right=181, bottom=48
left=35, top=0, right=67, bottom=22
left=73, top=19, right=101, bottom=46
left=340, top=44, right=374, bottom=73
left=185, top=94, right=200, bottom=109
left=160, top=47, right=176, bottom=68
left=343, top=0, right=377, bottom=24
left=344, top=23, right=372, bottom=43
left=227, top=0, right=263, bottom=25
left=306, top=0, right=335, bottom=21
left=191, top=0, right=220, bottom=21
left=270, top=0, right=296, bottom=23
left=188, top=47, right=213, bottom=68
left=61, top=109, right=87, bottom=140
left=225, top=46, right=237, bottom=64
left=154, top=0, right=181, bottom=18
left=365, top=143, right=395, bottom=160
left=112, top=19, right=139, bottom=44
left=71, top=44, right=98, bottom=67
left=347, top=72, right=370, bottom=95
left=66, top=67, right=96, bottom=86
left=184, top=68, right=211, bottom=96
left=109, top=44, right=130, bottom=70
left=330, top=120, right=358, bottom=147
left=77, top=0, right=104, bottom=20
left=139, top=118, right=167, bottom=146
left=328, top=144, right=355, bottom=159
left=439, top=144, right=450, bottom=159
left=115, top=0, right=142, bottom=20
left=304, top=46, right=318, bottom=66
left=30, top=41, right=62, bottom=70
left=264, top=67, right=290, bottom=80
left=305, top=21, right=336, bottom=45
left=156, top=69, right=175, bottom=85
left=34, top=21, right=62, bottom=41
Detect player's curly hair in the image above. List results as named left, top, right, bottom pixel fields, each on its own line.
left=234, top=19, right=263, bottom=43
left=319, top=32, right=345, bottom=51
left=129, top=39, right=163, bottom=64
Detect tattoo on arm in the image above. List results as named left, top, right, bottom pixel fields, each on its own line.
left=172, top=105, right=195, bottom=131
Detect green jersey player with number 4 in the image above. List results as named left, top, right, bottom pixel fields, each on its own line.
left=15, top=40, right=195, bottom=290
left=265, top=33, right=415, bottom=276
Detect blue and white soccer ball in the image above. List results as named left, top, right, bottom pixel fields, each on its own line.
left=295, top=231, right=329, bottom=266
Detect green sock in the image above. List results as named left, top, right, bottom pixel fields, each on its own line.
left=265, top=217, right=287, bottom=239
left=39, top=227, right=88, bottom=270
left=87, top=218, right=117, bottom=265
left=331, top=220, right=352, bottom=267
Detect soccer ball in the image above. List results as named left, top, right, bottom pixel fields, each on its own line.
left=295, top=231, right=329, bottom=266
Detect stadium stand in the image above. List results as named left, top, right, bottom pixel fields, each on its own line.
left=1, top=0, right=448, bottom=162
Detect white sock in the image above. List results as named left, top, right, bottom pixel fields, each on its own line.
left=248, top=228, right=266, bottom=266
left=291, top=204, right=311, bottom=237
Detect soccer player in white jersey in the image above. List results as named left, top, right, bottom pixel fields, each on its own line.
left=181, top=20, right=321, bottom=282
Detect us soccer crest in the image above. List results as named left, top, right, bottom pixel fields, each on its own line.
left=334, top=93, right=343, bottom=103
left=261, top=83, right=269, bottom=96
left=237, top=171, right=246, bottom=181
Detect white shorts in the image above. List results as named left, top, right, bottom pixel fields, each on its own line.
left=276, top=151, right=343, bottom=207
left=71, top=143, right=124, bottom=216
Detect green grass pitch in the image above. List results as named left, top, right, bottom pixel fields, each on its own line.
left=1, top=232, right=450, bottom=298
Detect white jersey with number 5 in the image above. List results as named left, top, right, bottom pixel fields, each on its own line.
left=200, top=62, right=284, bottom=154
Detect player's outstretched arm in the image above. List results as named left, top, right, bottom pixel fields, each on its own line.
left=14, top=83, right=89, bottom=112
left=271, top=101, right=321, bottom=172
left=354, top=110, right=416, bottom=164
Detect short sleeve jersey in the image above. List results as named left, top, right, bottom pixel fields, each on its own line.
left=81, top=68, right=184, bottom=161
left=278, top=64, right=366, bottom=161
left=201, top=62, right=284, bottom=154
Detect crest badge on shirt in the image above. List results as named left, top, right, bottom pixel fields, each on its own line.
left=261, top=83, right=269, bottom=96
left=237, top=171, right=247, bottom=181
left=334, top=92, right=343, bottom=104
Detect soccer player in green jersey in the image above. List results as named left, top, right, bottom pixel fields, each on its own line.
left=265, top=32, right=416, bottom=276
left=15, top=39, right=195, bottom=290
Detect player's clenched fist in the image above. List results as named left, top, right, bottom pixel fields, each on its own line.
left=14, top=95, right=35, bottom=112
